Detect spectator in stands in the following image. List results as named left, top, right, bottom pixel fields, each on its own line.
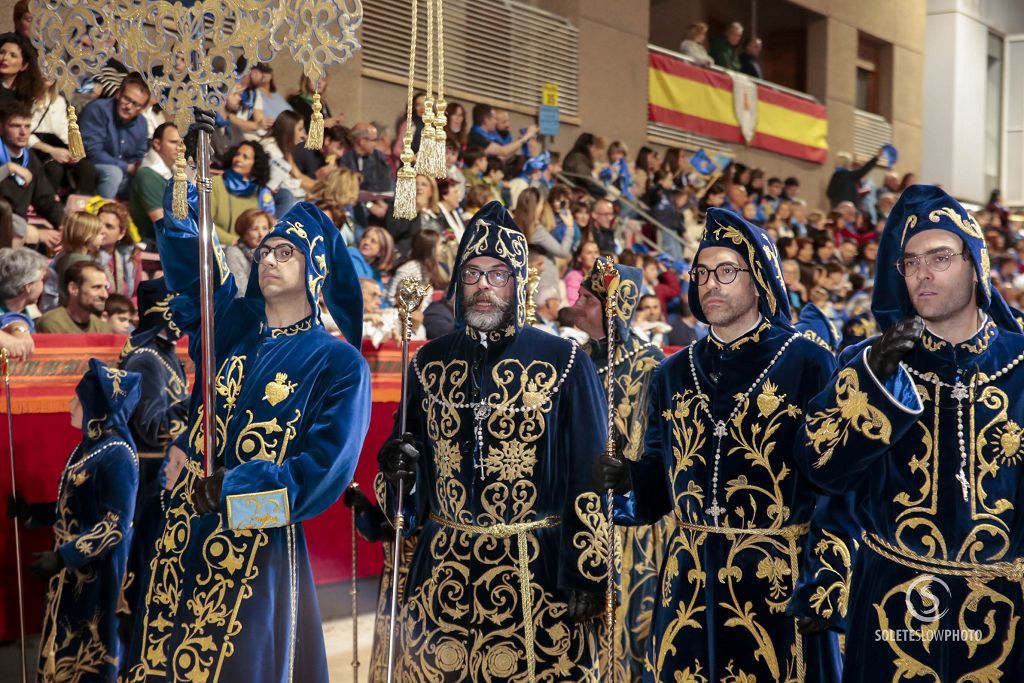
left=41, top=211, right=103, bottom=311
left=762, top=176, right=784, bottom=212
left=223, top=208, right=272, bottom=291
left=0, top=32, right=41, bottom=104
left=128, top=123, right=181, bottom=245
left=590, top=198, right=618, bottom=254
left=483, top=157, right=506, bottom=205
left=12, top=1, right=31, bottom=41
left=225, top=71, right=271, bottom=139
left=0, top=101, right=62, bottom=249
left=340, top=122, right=392, bottom=193
left=287, top=73, right=344, bottom=133
left=825, top=148, right=881, bottom=209
left=462, top=183, right=492, bottom=222
left=0, top=245, right=45, bottom=343
left=101, top=292, right=134, bottom=333
left=679, top=22, right=714, bottom=67
left=739, top=36, right=764, bottom=79
left=533, top=286, right=561, bottom=335
left=563, top=239, right=600, bottom=306
left=781, top=258, right=807, bottom=309
left=348, top=226, right=395, bottom=290
left=80, top=72, right=151, bottom=199
left=444, top=101, right=468, bottom=151
left=31, top=78, right=97, bottom=195
left=515, top=187, right=571, bottom=296
left=468, top=104, right=537, bottom=161
left=634, top=294, right=671, bottom=346
left=667, top=298, right=702, bottom=346
left=210, top=141, right=275, bottom=246
left=94, top=201, right=141, bottom=299
left=856, top=240, right=879, bottom=282
left=493, top=109, right=515, bottom=146
left=308, top=166, right=361, bottom=244
left=710, top=21, right=744, bottom=71
left=437, top=177, right=466, bottom=244
left=782, top=176, right=800, bottom=201
left=36, top=260, right=110, bottom=333
left=250, top=62, right=292, bottom=122
left=387, top=174, right=442, bottom=257
left=263, top=111, right=314, bottom=213
left=462, top=147, right=487, bottom=190
left=563, top=132, right=607, bottom=182
left=723, top=182, right=748, bottom=213
left=385, top=228, right=447, bottom=307
left=547, top=186, right=580, bottom=253
left=445, top=140, right=465, bottom=197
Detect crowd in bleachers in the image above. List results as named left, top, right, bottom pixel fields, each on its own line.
left=0, top=1, right=1020, bottom=360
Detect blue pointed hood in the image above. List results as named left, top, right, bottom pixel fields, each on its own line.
left=77, top=358, right=141, bottom=449
left=795, top=303, right=840, bottom=352
left=688, top=207, right=793, bottom=330
left=872, top=184, right=1020, bottom=333
left=246, top=202, right=364, bottom=346
left=445, top=201, right=529, bottom=340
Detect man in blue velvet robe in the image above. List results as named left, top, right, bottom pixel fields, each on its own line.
left=12, top=359, right=141, bottom=682
left=799, top=184, right=1024, bottom=682
left=377, top=201, right=609, bottom=682
left=599, top=207, right=854, bottom=682
left=572, top=258, right=666, bottom=681
left=122, top=180, right=372, bottom=683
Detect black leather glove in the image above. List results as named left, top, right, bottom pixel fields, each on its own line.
left=342, top=483, right=372, bottom=514
left=867, top=316, right=924, bottom=381
left=191, top=468, right=226, bottom=515
left=8, top=494, right=28, bottom=520
left=191, top=107, right=217, bottom=135
left=378, top=433, right=419, bottom=486
left=594, top=453, right=631, bottom=495
left=566, top=590, right=604, bottom=623
left=30, top=550, right=64, bottom=579
left=796, top=615, right=832, bottom=635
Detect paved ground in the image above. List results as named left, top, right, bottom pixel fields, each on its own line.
left=0, top=578, right=382, bottom=683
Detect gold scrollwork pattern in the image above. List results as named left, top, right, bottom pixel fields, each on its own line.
left=806, top=367, right=893, bottom=467
left=72, top=512, right=123, bottom=560
left=572, top=492, right=610, bottom=583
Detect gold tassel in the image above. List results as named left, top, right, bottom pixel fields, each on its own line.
left=393, top=138, right=418, bottom=219
left=432, top=98, right=448, bottom=179
left=415, top=98, right=439, bottom=177
left=305, top=91, right=324, bottom=150
left=67, top=105, right=85, bottom=160
left=171, top=142, right=189, bottom=219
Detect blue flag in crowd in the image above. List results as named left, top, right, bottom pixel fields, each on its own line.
left=690, top=148, right=717, bottom=175
left=881, top=143, right=898, bottom=167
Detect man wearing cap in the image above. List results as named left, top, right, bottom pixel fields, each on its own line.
left=800, top=184, right=1024, bottom=681
left=574, top=258, right=665, bottom=682
left=122, top=178, right=372, bottom=683
left=377, top=201, right=609, bottom=681
left=598, top=208, right=854, bottom=682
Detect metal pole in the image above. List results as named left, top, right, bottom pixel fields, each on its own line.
left=601, top=265, right=620, bottom=683
left=351, top=486, right=361, bottom=683
left=386, top=279, right=430, bottom=683
left=1, top=349, right=27, bottom=683
left=195, top=129, right=217, bottom=476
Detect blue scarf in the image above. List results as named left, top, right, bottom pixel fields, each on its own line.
left=0, top=140, right=29, bottom=185
left=223, top=168, right=275, bottom=214
left=471, top=125, right=503, bottom=145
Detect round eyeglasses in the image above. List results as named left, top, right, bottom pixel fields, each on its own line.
left=896, top=250, right=965, bottom=277
left=461, top=267, right=513, bottom=287
left=689, top=263, right=751, bottom=286
left=254, top=244, right=297, bottom=264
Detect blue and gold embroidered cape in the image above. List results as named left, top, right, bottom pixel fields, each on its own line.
left=386, top=202, right=610, bottom=682
left=617, top=208, right=849, bottom=682
left=123, top=183, right=371, bottom=683
left=37, top=359, right=140, bottom=683
left=800, top=184, right=1024, bottom=681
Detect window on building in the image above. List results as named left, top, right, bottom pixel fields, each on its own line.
left=856, top=36, right=881, bottom=114
left=985, top=31, right=1003, bottom=195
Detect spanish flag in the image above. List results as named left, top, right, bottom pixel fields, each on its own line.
left=648, top=51, right=828, bottom=164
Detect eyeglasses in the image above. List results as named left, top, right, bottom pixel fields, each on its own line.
left=689, top=263, right=751, bottom=286
left=895, top=250, right=966, bottom=277
left=118, top=93, right=148, bottom=110
left=461, top=266, right=513, bottom=287
left=254, top=244, right=297, bottom=264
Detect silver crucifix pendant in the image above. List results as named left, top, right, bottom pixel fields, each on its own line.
left=474, top=403, right=492, bottom=421
left=956, top=468, right=969, bottom=501
left=713, top=421, right=727, bottom=438
left=706, top=499, right=725, bottom=527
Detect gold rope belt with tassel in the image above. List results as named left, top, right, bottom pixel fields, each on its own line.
left=675, top=517, right=810, bottom=682
left=429, top=513, right=561, bottom=683
left=862, top=532, right=1024, bottom=582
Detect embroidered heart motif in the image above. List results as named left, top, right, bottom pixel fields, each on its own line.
left=264, top=373, right=296, bottom=407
